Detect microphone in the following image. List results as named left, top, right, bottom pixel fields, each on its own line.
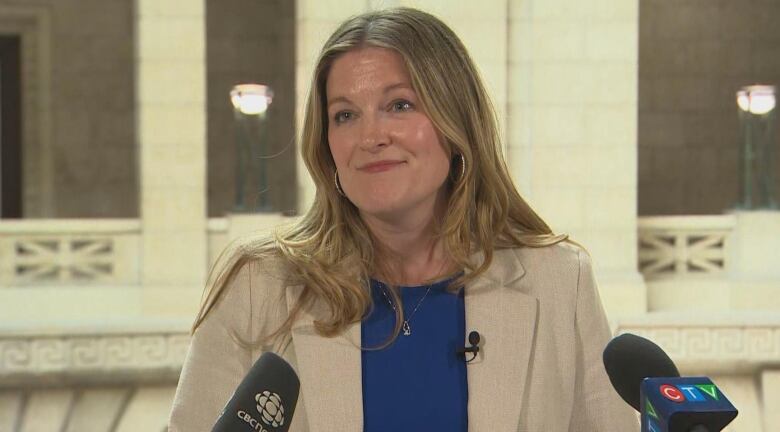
left=603, top=333, right=738, bottom=432
left=212, top=352, right=300, bottom=432
left=456, top=330, right=480, bottom=362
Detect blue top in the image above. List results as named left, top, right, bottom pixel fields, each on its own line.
left=361, top=276, right=468, bottom=431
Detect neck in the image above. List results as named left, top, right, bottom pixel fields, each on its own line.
left=361, top=195, right=455, bottom=285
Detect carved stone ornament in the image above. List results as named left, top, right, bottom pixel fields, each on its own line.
left=0, top=329, right=191, bottom=387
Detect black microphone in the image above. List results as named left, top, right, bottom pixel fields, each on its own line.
left=603, top=333, right=680, bottom=411
left=457, top=330, right=480, bottom=362
left=212, top=352, right=300, bottom=432
left=603, top=333, right=737, bottom=432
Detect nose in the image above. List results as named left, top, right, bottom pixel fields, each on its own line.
left=358, top=114, right=389, bottom=152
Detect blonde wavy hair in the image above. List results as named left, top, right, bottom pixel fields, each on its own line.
left=193, top=7, right=569, bottom=344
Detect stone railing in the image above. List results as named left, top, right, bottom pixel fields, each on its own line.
left=0, top=219, right=142, bottom=287
left=616, top=313, right=780, bottom=431
left=637, top=215, right=736, bottom=280
left=0, top=215, right=744, bottom=287
left=0, top=321, right=190, bottom=386
left=617, top=313, right=780, bottom=374
left=0, top=321, right=190, bottom=431
left=0, top=215, right=295, bottom=289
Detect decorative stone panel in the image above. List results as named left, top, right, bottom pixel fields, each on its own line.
left=617, top=314, right=780, bottom=374
left=0, top=326, right=190, bottom=387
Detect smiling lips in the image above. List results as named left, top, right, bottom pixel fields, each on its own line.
left=358, top=160, right=405, bottom=173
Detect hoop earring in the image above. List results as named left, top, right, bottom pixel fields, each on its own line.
left=334, top=170, right=346, bottom=197
left=450, top=153, right=466, bottom=183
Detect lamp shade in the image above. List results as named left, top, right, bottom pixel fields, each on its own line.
left=231, top=84, right=274, bottom=115
left=737, top=85, right=776, bottom=115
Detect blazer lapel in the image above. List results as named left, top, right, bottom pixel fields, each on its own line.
left=286, top=285, right=363, bottom=432
left=465, top=249, right=539, bottom=431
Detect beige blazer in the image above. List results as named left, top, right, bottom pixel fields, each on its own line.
left=168, top=242, right=639, bottom=431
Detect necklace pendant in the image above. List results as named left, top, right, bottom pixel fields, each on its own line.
left=402, top=321, right=411, bottom=336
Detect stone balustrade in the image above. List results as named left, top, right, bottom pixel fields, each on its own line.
left=0, top=216, right=277, bottom=289
left=638, top=214, right=736, bottom=280
left=0, top=321, right=189, bottom=431
left=0, top=214, right=739, bottom=288
left=0, top=219, right=142, bottom=287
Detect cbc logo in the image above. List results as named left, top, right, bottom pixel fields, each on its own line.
left=256, top=390, right=285, bottom=427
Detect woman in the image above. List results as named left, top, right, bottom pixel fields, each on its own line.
left=169, top=7, right=638, bottom=432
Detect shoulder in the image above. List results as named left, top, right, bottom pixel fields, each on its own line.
left=506, top=239, right=590, bottom=276
left=204, top=247, right=296, bottom=327
left=228, top=251, right=297, bottom=306
left=489, top=240, right=594, bottom=306
left=219, top=236, right=298, bottom=292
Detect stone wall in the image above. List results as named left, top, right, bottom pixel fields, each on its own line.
left=17, top=0, right=137, bottom=218
left=13, top=0, right=297, bottom=218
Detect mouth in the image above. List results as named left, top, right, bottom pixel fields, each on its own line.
left=357, top=160, right=406, bottom=173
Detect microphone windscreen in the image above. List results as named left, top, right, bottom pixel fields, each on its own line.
left=602, top=333, right=680, bottom=411
left=212, top=352, right=300, bottom=432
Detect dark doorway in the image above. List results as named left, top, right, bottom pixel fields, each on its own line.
left=0, top=35, right=21, bottom=218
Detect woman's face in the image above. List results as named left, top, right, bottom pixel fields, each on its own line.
left=326, top=47, right=451, bottom=222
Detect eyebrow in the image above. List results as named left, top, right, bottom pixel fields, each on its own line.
left=327, top=82, right=412, bottom=108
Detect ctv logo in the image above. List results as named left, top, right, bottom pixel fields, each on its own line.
left=659, top=383, right=720, bottom=403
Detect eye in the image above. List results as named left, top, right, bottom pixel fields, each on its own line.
left=333, top=111, right=353, bottom=124
left=391, top=100, right=413, bottom=112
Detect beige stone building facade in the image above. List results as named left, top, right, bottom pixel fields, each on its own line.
left=0, top=0, right=778, bottom=430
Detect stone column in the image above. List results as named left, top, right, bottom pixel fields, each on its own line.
left=136, top=0, right=207, bottom=314
left=728, top=211, right=780, bottom=310
left=508, top=0, right=646, bottom=318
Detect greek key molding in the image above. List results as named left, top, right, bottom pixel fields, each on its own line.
left=0, top=330, right=191, bottom=386
left=616, top=322, right=780, bottom=373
